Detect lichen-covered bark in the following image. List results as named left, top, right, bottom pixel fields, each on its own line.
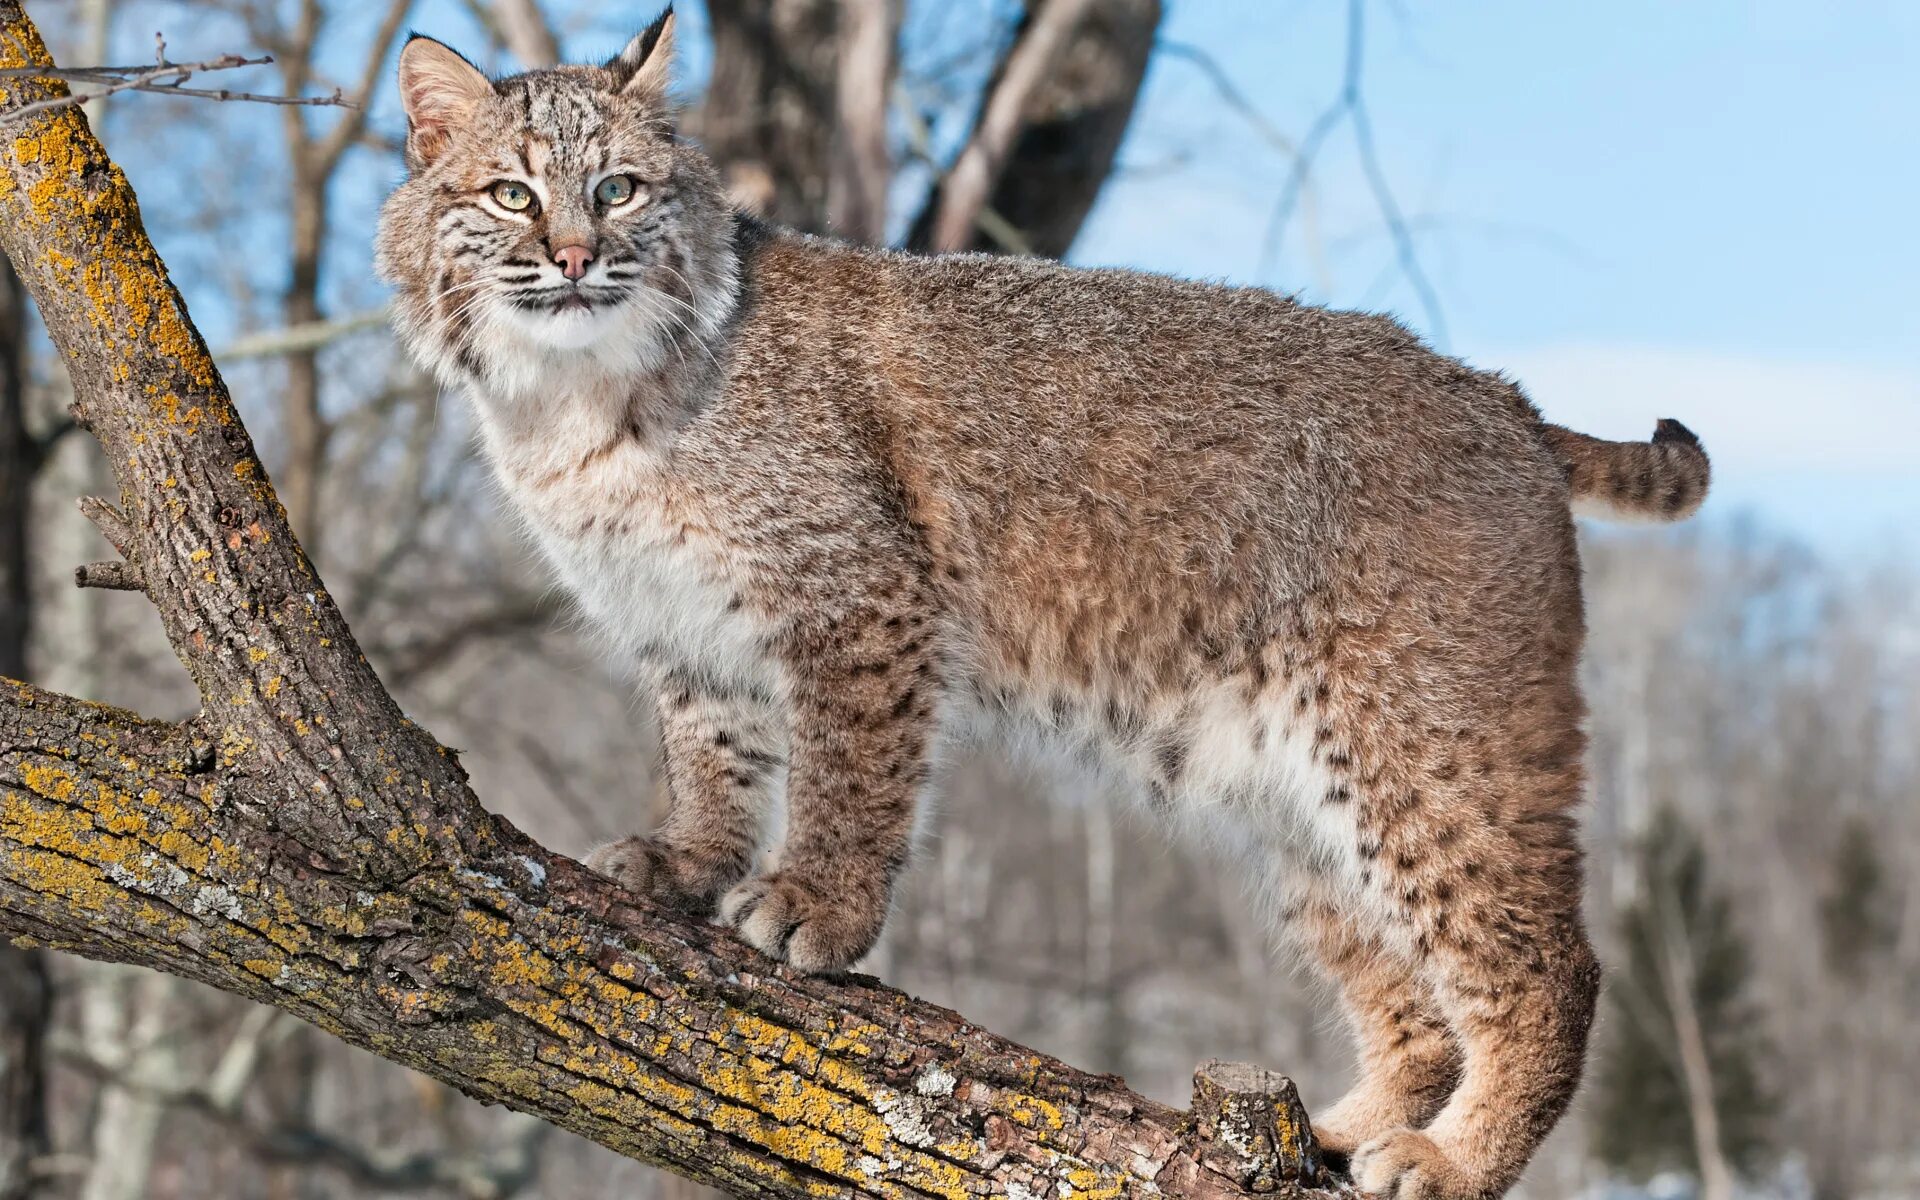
left=0, top=5, right=1336, bottom=1195
left=0, top=685, right=1334, bottom=1199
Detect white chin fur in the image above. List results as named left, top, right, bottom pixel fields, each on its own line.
left=508, top=302, right=633, bottom=351
left=464, top=297, right=678, bottom=397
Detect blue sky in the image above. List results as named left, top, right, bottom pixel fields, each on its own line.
left=1069, top=1, right=1919, bottom=556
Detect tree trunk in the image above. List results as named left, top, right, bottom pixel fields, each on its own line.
left=0, top=247, right=53, bottom=1200
left=0, top=9, right=1336, bottom=1197
left=76, top=973, right=175, bottom=1200
left=694, top=0, right=842, bottom=233
left=0, top=940, right=49, bottom=1200
left=824, top=0, right=900, bottom=245
left=1657, top=914, right=1736, bottom=1200
left=0, top=254, right=28, bottom=683
left=907, top=0, right=1160, bottom=258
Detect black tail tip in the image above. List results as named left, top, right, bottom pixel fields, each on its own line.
left=1653, top=418, right=1700, bottom=447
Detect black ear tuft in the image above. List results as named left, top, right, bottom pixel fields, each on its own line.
left=1653, top=418, right=1700, bottom=447
left=607, top=6, right=675, bottom=88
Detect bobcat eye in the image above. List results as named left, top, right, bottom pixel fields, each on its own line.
left=490, top=180, right=535, bottom=212
left=595, top=174, right=639, bottom=207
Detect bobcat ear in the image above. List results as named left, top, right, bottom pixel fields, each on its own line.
left=608, top=7, right=675, bottom=102
left=397, top=35, right=492, bottom=169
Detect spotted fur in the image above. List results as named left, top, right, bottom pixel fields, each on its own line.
left=377, top=15, right=1708, bottom=1199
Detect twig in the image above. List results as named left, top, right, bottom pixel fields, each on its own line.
left=75, top=494, right=133, bottom=556
left=1343, top=2, right=1447, bottom=348
left=314, top=0, right=412, bottom=173
left=75, top=494, right=144, bottom=590
left=0, top=44, right=350, bottom=125
left=1257, top=0, right=1448, bottom=347
left=1156, top=39, right=1332, bottom=295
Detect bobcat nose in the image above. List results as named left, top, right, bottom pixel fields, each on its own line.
left=552, top=243, right=594, bottom=281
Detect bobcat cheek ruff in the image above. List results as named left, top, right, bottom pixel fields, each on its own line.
left=378, top=13, right=1706, bottom=1200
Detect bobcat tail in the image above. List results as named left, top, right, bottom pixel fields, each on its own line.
left=1540, top=418, right=1711, bottom=522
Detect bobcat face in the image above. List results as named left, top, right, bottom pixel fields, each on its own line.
left=376, top=13, right=736, bottom=388
left=440, top=98, right=677, bottom=351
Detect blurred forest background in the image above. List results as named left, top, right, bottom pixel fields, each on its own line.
left=2, top=1, right=1916, bottom=1198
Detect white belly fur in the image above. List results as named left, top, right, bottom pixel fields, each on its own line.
left=482, top=425, right=777, bottom=695
left=948, top=676, right=1365, bottom=919
left=540, top=516, right=773, bottom=695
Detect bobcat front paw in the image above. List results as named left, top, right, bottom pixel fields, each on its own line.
left=584, top=835, right=741, bottom=915
left=1314, top=1075, right=1456, bottom=1170
left=1351, top=1129, right=1478, bottom=1200
left=718, top=871, right=886, bottom=974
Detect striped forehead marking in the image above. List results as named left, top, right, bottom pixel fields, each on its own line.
left=525, top=134, right=551, bottom=178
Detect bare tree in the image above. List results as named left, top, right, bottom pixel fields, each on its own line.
left=241, top=0, right=413, bottom=551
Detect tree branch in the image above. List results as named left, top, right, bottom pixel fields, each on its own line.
left=1256, top=0, right=1445, bottom=347
left=908, top=0, right=1160, bottom=260
left=214, top=307, right=389, bottom=362
left=0, top=5, right=1338, bottom=1195
left=73, top=560, right=142, bottom=591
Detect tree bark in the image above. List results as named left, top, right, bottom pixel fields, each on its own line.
left=0, top=7, right=1332, bottom=1195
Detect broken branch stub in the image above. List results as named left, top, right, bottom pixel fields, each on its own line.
left=1189, top=1060, right=1329, bottom=1193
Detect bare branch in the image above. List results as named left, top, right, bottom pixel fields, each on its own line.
left=75, top=495, right=132, bottom=557
left=1342, top=2, right=1447, bottom=348
left=214, top=308, right=388, bottom=362
left=315, top=0, right=413, bottom=172
left=0, top=51, right=348, bottom=126
left=1155, top=38, right=1331, bottom=293
left=895, top=84, right=1034, bottom=256
left=1258, top=0, right=1446, bottom=346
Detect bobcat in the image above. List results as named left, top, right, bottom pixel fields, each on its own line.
left=376, top=12, right=1710, bottom=1198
